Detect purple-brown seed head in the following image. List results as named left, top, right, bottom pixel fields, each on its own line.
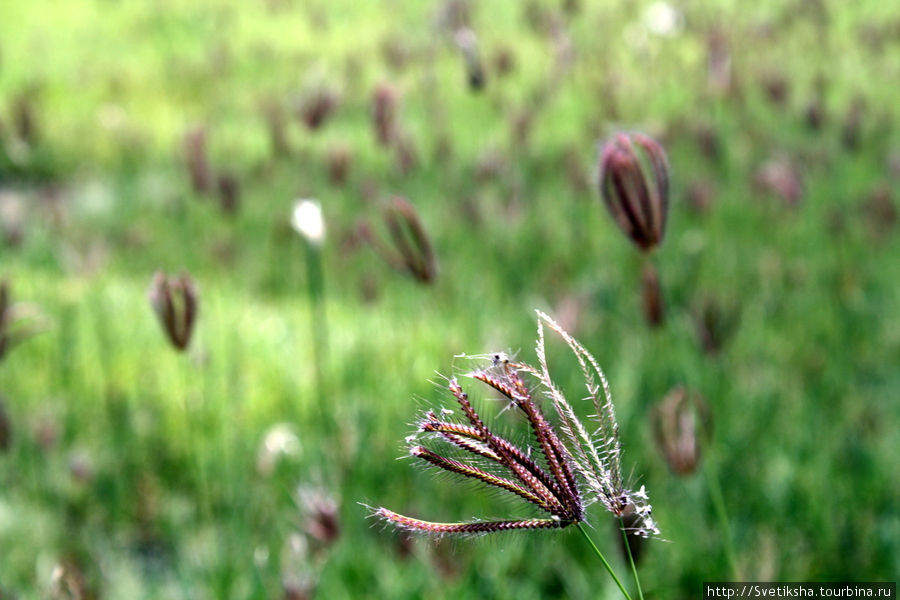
left=148, top=271, right=199, bottom=352
left=598, top=133, right=670, bottom=252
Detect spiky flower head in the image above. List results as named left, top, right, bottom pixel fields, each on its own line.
left=372, top=312, right=658, bottom=540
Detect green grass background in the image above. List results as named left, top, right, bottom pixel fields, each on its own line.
left=1, top=0, right=898, bottom=597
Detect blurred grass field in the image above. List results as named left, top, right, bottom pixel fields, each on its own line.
left=1, top=0, right=899, bottom=598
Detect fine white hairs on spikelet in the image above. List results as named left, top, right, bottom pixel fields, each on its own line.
left=533, top=310, right=659, bottom=538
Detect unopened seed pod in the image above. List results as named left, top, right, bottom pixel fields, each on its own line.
left=148, top=271, right=198, bottom=352
left=651, top=386, right=712, bottom=476
left=360, top=197, right=437, bottom=285
left=598, top=134, right=670, bottom=252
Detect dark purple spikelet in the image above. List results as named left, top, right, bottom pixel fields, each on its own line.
left=374, top=358, right=584, bottom=536
left=148, top=271, right=198, bottom=352
left=598, top=133, right=670, bottom=252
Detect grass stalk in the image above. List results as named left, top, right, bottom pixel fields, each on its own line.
left=705, top=454, right=739, bottom=578
left=618, top=517, right=645, bottom=600
left=303, top=240, right=329, bottom=428
left=576, top=522, right=632, bottom=600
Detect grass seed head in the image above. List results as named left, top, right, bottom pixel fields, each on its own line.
left=373, top=312, right=660, bottom=541
left=183, top=125, right=213, bottom=194
left=598, top=133, right=670, bottom=252
left=148, top=271, right=199, bottom=352
left=652, top=386, right=712, bottom=476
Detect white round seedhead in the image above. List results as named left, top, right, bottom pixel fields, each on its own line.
left=291, top=198, right=325, bottom=245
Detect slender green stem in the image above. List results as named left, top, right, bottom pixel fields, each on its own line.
left=576, top=522, right=632, bottom=600
left=705, top=456, right=739, bottom=578
left=618, top=518, right=644, bottom=600
left=304, top=241, right=330, bottom=431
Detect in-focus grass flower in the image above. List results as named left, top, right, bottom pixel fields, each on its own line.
left=371, top=311, right=658, bottom=598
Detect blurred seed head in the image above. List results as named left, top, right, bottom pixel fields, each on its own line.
left=281, top=533, right=316, bottom=600
left=685, top=179, right=716, bottom=215
left=216, top=171, right=240, bottom=216
left=887, top=151, right=900, bottom=180
left=148, top=271, right=198, bottom=352
left=392, top=527, right=416, bottom=560
left=257, top=423, right=301, bottom=477
left=0, top=190, right=26, bottom=248
left=454, top=28, right=486, bottom=91
left=841, top=96, right=865, bottom=151
left=805, top=98, right=826, bottom=131
left=0, top=395, right=11, bottom=452
left=297, top=485, right=340, bottom=548
left=434, top=0, right=471, bottom=31
left=49, top=556, right=93, bottom=600
left=491, top=46, right=516, bottom=78
left=380, top=37, right=412, bottom=72
left=372, top=83, right=399, bottom=147
left=859, top=184, right=896, bottom=241
left=33, top=412, right=59, bottom=451
left=0, top=279, right=46, bottom=362
left=754, top=157, right=803, bottom=207
left=296, top=87, right=339, bottom=131
left=326, top=145, right=350, bottom=185
left=475, top=148, right=507, bottom=183
left=510, top=109, right=534, bottom=148
left=359, top=197, right=437, bottom=284
left=290, top=199, right=326, bottom=246
left=393, top=132, right=419, bottom=175
left=694, top=122, right=721, bottom=163
left=706, top=28, right=732, bottom=96
left=68, top=449, right=94, bottom=484
left=693, top=295, right=741, bottom=355
left=598, top=133, right=670, bottom=252
left=183, top=125, right=213, bottom=194
left=760, top=71, right=790, bottom=107
left=12, top=89, right=39, bottom=145
left=652, top=386, right=712, bottom=476
left=260, top=97, right=291, bottom=157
